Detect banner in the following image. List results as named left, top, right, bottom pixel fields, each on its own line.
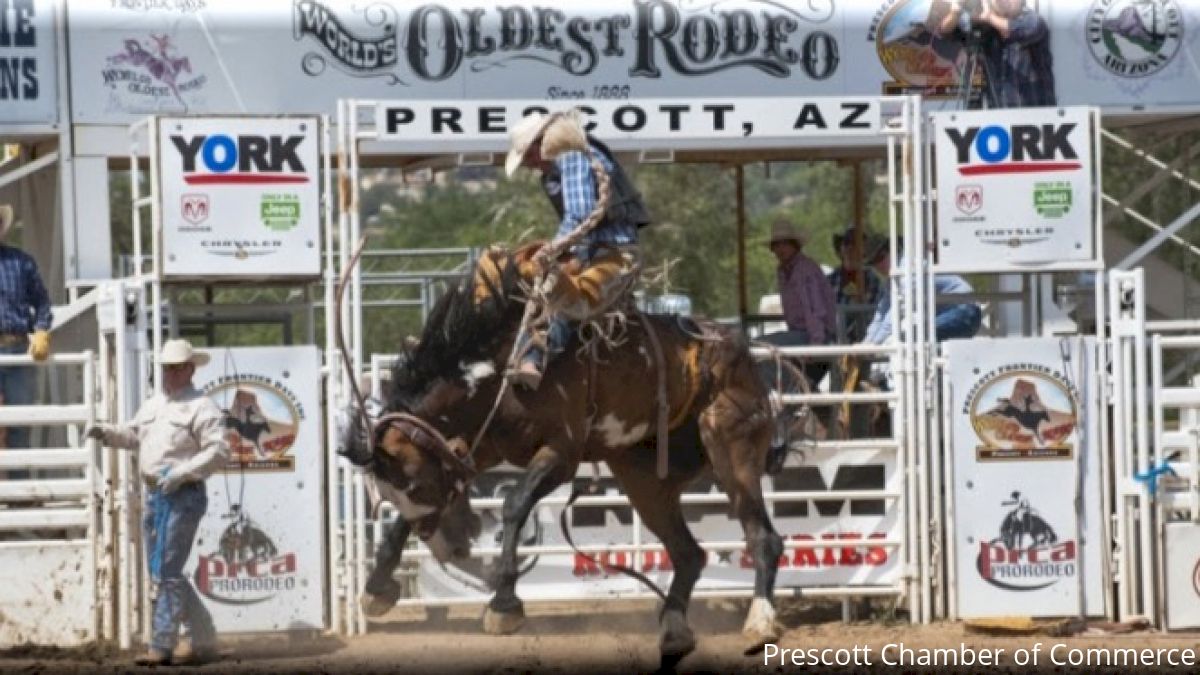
left=416, top=446, right=902, bottom=600
left=944, top=337, right=1106, bottom=619
left=1, top=0, right=58, bottom=125
left=933, top=106, right=1097, bottom=269
left=157, top=115, right=322, bottom=279
left=376, top=97, right=881, bottom=153
left=64, top=1, right=1200, bottom=125
left=190, top=346, right=324, bottom=633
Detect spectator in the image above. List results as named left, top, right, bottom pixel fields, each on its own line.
left=759, top=218, right=837, bottom=388
left=863, top=238, right=982, bottom=345
left=938, top=0, right=1056, bottom=108
left=827, top=225, right=885, bottom=343
left=0, top=203, right=53, bottom=470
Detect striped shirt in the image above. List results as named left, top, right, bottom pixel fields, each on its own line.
left=551, top=148, right=638, bottom=256
left=0, top=245, right=52, bottom=334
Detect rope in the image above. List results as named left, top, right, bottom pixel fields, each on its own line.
left=559, top=484, right=668, bottom=604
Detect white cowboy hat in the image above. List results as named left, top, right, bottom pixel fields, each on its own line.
left=0, top=205, right=13, bottom=239
left=767, top=218, right=809, bottom=247
left=160, top=338, right=210, bottom=367
left=505, top=112, right=558, bottom=178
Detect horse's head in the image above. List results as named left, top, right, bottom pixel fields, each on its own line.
left=337, top=247, right=526, bottom=560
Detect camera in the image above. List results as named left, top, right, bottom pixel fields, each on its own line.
left=960, top=0, right=988, bottom=18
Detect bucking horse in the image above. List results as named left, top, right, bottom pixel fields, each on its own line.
left=338, top=244, right=786, bottom=662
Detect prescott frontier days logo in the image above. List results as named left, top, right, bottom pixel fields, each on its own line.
left=204, top=374, right=304, bottom=472
left=963, top=365, right=1079, bottom=461
left=1088, top=0, right=1183, bottom=78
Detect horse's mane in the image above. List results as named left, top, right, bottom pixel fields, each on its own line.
left=388, top=252, right=523, bottom=410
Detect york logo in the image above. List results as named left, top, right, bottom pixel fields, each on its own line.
left=170, top=134, right=308, bottom=185
left=945, top=124, right=1081, bottom=176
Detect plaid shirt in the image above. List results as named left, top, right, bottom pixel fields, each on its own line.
left=827, top=267, right=884, bottom=307
left=778, top=253, right=837, bottom=345
left=0, top=245, right=52, bottom=334
left=979, top=9, right=1056, bottom=108
left=552, top=147, right=638, bottom=255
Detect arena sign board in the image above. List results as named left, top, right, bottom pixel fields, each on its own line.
left=944, top=337, right=1106, bottom=619
left=414, top=446, right=902, bottom=600
left=0, top=0, right=58, bottom=125
left=1164, top=522, right=1200, bottom=630
left=156, top=115, right=321, bottom=279
left=374, top=97, right=881, bottom=152
left=933, top=107, right=1097, bottom=270
left=64, top=0, right=1200, bottom=125
left=190, top=346, right=324, bottom=633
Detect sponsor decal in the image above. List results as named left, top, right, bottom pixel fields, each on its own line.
left=181, top=193, right=209, bottom=226
left=963, top=364, right=1079, bottom=461
left=975, top=491, right=1077, bottom=592
left=955, top=184, right=983, bottom=215
left=110, top=0, right=208, bottom=12
left=1194, top=558, right=1200, bottom=597
left=944, top=122, right=1082, bottom=176
left=869, top=0, right=980, bottom=97
left=102, top=34, right=207, bottom=109
left=0, top=0, right=41, bottom=103
left=1034, top=181, right=1073, bottom=218
left=203, top=374, right=305, bottom=472
left=169, top=132, right=310, bottom=186
left=260, top=194, right=301, bottom=231
left=1087, top=0, right=1183, bottom=78
left=293, top=0, right=841, bottom=88
left=194, top=505, right=298, bottom=605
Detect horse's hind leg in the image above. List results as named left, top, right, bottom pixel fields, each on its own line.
left=699, top=396, right=784, bottom=649
left=483, top=445, right=574, bottom=635
left=608, top=462, right=706, bottom=662
left=361, top=517, right=411, bottom=617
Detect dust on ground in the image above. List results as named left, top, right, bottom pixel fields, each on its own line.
left=1, top=598, right=1197, bottom=674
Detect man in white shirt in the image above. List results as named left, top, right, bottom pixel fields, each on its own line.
left=87, top=339, right=228, bottom=665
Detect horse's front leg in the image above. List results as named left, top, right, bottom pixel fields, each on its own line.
left=483, top=445, right=574, bottom=635
left=361, top=517, right=411, bottom=617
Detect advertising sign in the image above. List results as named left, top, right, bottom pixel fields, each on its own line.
left=414, top=446, right=902, bottom=600
left=65, top=1, right=1200, bottom=126
left=933, top=107, right=1096, bottom=270
left=944, top=337, right=1106, bottom=619
left=0, top=0, right=58, bottom=125
left=376, top=97, right=881, bottom=153
left=157, top=116, right=321, bottom=279
left=189, top=346, right=324, bottom=633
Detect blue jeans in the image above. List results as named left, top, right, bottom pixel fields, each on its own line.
left=935, top=303, right=983, bottom=341
left=518, top=317, right=571, bottom=371
left=0, top=342, right=33, bottom=450
left=143, top=481, right=216, bottom=652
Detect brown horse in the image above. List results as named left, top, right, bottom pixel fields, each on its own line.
left=339, top=245, right=785, bottom=661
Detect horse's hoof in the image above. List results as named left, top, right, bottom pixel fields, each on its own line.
left=741, top=598, right=781, bottom=652
left=360, top=592, right=395, bottom=618
left=482, top=605, right=525, bottom=635
left=659, top=610, right=696, bottom=659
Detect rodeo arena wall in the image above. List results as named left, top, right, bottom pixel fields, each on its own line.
left=0, top=0, right=1197, bottom=652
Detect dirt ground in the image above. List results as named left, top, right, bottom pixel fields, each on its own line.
left=2, top=599, right=1199, bottom=674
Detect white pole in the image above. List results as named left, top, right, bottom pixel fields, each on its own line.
left=325, top=108, right=343, bottom=635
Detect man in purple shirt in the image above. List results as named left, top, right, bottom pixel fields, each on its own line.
left=759, top=219, right=837, bottom=388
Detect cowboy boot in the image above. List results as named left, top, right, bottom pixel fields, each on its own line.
left=134, top=648, right=171, bottom=666
left=510, top=360, right=543, bottom=391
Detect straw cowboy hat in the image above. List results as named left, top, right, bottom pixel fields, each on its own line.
left=0, top=204, right=14, bottom=239
left=160, top=338, right=210, bottom=367
left=767, top=218, right=809, bottom=248
left=505, top=109, right=588, bottom=177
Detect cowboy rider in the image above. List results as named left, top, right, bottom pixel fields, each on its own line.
left=504, top=109, right=651, bottom=390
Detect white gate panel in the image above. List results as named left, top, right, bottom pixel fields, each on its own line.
left=945, top=337, right=1107, bottom=619
left=1164, top=522, right=1200, bottom=630
left=188, top=346, right=325, bottom=632
left=0, top=542, right=94, bottom=646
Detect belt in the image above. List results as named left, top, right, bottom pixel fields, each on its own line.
left=0, top=333, right=27, bottom=347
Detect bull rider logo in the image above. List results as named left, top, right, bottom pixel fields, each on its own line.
left=204, top=375, right=304, bottom=472
left=965, top=365, right=1079, bottom=461
left=976, top=491, right=1077, bottom=592
left=869, top=0, right=987, bottom=97
left=194, top=505, right=298, bottom=605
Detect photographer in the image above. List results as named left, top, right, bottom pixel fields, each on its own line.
left=938, top=0, right=1056, bottom=108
